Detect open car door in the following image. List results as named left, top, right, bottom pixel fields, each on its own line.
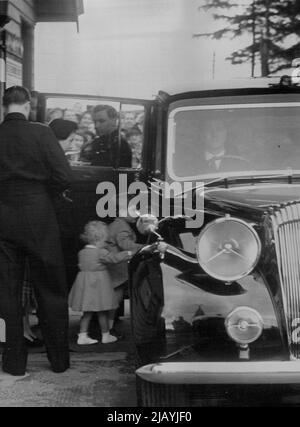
left=36, top=92, right=154, bottom=286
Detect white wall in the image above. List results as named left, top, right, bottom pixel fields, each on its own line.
left=34, top=0, right=252, bottom=98
left=34, top=0, right=210, bottom=98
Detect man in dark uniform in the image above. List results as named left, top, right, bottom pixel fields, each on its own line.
left=81, top=105, right=132, bottom=167
left=0, top=86, right=72, bottom=376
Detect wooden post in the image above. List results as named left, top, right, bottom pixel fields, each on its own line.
left=251, top=0, right=256, bottom=77
left=0, top=31, right=6, bottom=123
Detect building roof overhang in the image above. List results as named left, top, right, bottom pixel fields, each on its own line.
left=35, top=0, right=84, bottom=23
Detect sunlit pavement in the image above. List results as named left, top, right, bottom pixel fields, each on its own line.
left=0, top=310, right=137, bottom=407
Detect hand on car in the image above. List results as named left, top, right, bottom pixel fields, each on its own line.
left=157, top=242, right=168, bottom=254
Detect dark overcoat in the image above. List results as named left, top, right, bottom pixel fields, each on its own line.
left=0, top=112, right=72, bottom=375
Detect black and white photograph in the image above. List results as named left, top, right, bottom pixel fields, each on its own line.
left=0, top=0, right=300, bottom=409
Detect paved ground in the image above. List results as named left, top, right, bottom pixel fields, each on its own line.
left=0, top=310, right=137, bottom=407
left=3, top=312, right=300, bottom=407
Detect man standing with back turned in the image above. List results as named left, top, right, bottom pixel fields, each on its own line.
left=0, top=86, right=72, bottom=376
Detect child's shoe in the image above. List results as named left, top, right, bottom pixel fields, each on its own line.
left=77, top=333, right=98, bottom=345
left=102, top=332, right=117, bottom=344
left=110, top=328, right=124, bottom=339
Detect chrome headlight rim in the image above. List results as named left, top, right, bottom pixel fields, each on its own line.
left=225, top=306, right=264, bottom=345
left=196, top=216, right=262, bottom=282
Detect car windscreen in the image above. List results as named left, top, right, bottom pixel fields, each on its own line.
left=167, top=102, right=300, bottom=181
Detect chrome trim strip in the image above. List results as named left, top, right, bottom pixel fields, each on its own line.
left=136, top=361, right=300, bottom=385
left=166, top=245, right=199, bottom=264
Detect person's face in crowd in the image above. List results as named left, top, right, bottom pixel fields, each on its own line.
left=129, top=134, right=142, bottom=148
left=64, top=109, right=78, bottom=123
left=59, top=131, right=76, bottom=152
left=204, top=120, right=227, bottom=154
left=94, top=109, right=117, bottom=136
left=71, top=134, right=85, bottom=151
left=123, top=112, right=135, bottom=129
left=73, top=102, right=83, bottom=116
left=79, top=112, right=95, bottom=133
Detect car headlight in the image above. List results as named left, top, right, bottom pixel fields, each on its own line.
left=225, top=306, right=264, bottom=345
left=196, top=216, right=261, bottom=282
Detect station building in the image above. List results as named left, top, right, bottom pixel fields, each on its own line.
left=0, top=0, right=84, bottom=118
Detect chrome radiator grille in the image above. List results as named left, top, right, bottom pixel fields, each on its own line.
left=270, top=202, right=300, bottom=358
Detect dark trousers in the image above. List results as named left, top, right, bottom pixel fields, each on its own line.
left=0, top=190, right=70, bottom=375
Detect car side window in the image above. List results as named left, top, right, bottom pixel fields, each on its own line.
left=46, top=97, right=121, bottom=168
left=45, top=98, right=146, bottom=170
left=120, top=104, right=145, bottom=170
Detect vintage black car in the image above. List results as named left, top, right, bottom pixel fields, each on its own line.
left=126, top=77, right=300, bottom=407
left=37, top=77, right=300, bottom=406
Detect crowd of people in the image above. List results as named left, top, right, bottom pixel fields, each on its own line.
left=0, top=86, right=166, bottom=377
left=46, top=103, right=144, bottom=169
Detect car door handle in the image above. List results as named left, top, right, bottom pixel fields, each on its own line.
left=62, top=190, right=74, bottom=203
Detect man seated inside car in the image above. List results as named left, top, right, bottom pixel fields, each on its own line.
left=200, top=118, right=250, bottom=172
left=81, top=105, right=132, bottom=168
